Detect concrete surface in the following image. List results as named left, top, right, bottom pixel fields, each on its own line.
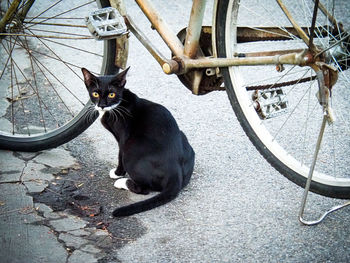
left=0, top=149, right=113, bottom=263
left=1, top=0, right=350, bottom=262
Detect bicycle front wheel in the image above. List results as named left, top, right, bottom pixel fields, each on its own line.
left=0, top=0, right=118, bottom=152
left=216, top=0, right=350, bottom=198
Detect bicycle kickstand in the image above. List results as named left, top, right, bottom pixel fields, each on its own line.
left=298, top=115, right=350, bottom=226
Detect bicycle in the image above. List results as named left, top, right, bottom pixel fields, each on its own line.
left=0, top=0, right=349, bottom=225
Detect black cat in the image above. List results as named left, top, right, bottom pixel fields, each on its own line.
left=82, top=67, right=195, bottom=217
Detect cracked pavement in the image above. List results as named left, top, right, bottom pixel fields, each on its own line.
left=0, top=148, right=114, bottom=263
left=1, top=0, right=350, bottom=262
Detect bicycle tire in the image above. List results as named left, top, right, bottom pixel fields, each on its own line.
left=216, top=0, right=350, bottom=198
left=0, top=0, right=119, bottom=152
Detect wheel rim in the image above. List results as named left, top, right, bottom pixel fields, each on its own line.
left=0, top=0, right=105, bottom=138
left=225, top=0, right=350, bottom=187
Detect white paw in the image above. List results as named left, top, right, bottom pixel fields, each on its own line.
left=109, top=168, right=123, bottom=179
left=114, top=178, right=129, bottom=190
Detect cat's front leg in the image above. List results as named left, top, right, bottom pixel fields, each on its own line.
left=110, top=150, right=126, bottom=179
left=109, top=168, right=125, bottom=179
left=115, top=164, right=126, bottom=176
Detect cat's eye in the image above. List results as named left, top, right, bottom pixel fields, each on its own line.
left=108, top=92, right=116, bottom=99
left=92, top=92, right=99, bottom=98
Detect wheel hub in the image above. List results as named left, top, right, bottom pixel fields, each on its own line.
left=5, top=17, right=23, bottom=33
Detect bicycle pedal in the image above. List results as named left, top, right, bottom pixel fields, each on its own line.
left=253, top=88, right=289, bottom=119
left=85, top=7, right=127, bottom=40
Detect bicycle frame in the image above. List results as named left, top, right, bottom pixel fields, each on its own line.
left=0, top=0, right=322, bottom=75
left=110, top=0, right=311, bottom=76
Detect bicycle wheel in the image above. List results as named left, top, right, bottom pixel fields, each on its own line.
left=216, top=0, right=350, bottom=198
left=0, top=0, right=118, bottom=152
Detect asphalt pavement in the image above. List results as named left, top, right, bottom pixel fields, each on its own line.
left=1, top=0, right=349, bottom=262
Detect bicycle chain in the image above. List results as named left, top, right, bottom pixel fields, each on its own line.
left=237, top=34, right=318, bottom=91
left=245, top=75, right=317, bottom=91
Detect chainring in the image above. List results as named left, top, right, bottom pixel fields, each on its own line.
left=175, top=27, right=224, bottom=95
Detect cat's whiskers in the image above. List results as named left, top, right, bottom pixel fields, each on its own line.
left=109, top=109, right=119, bottom=122
left=114, top=108, right=127, bottom=123
left=117, top=106, right=133, bottom=118
left=86, top=104, right=98, bottom=123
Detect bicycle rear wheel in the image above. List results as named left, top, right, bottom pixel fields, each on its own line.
left=216, top=0, right=350, bottom=198
left=0, top=0, right=118, bottom=152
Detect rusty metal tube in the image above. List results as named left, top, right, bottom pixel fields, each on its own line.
left=183, top=0, right=207, bottom=58
left=135, top=0, right=184, bottom=56
left=125, top=15, right=167, bottom=66
left=182, top=51, right=309, bottom=69
left=109, top=0, right=129, bottom=69
left=125, top=15, right=179, bottom=74
left=0, top=0, right=21, bottom=33
left=276, top=0, right=310, bottom=46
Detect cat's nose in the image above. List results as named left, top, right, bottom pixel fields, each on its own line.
left=98, top=103, right=107, bottom=109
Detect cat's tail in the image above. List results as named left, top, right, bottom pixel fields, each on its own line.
left=112, top=177, right=181, bottom=217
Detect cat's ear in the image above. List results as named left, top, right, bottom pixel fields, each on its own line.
left=113, top=67, right=130, bottom=87
left=82, top=68, right=97, bottom=88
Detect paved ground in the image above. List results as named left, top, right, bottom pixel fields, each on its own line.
left=1, top=0, right=350, bottom=263
left=0, top=149, right=114, bottom=263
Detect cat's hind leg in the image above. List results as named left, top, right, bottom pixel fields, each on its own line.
left=114, top=178, right=149, bottom=195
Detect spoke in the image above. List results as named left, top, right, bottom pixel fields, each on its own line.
left=25, top=0, right=64, bottom=25
left=3, top=37, right=81, bottom=68
left=22, top=48, right=76, bottom=117
left=240, top=26, right=295, bottom=40
left=276, top=0, right=310, bottom=45
left=240, top=3, right=298, bottom=41
left=28, top=28, right=92, bottom=38
left=25, top=1, right=95, bottom=30
left=23, top=24, right=85, bottom=81
left=258, top=69, right=313, bottom=123
left=316, top=32, right=350, bottom=57
left=9, top=42, right=15, bottom=135
left=240, top=3, right=296, bottom=39
left=18, top=0, right=28, bottom=10
left=22, top=35, right=47, bottom=132
left=39, top=38, right=102, bottom=57
left=0, top=32, right=93, bottom=39
left=3, top=37, right=86, bottom=106
left=1, top=41, right=58, bottom=126
left=300, top=96, right=319, bottom=166
left=0, top=33, right=93, bottom=40
left=315, top=0, right=338, bottom=28
left=0, top=36, right=18, bottom=80
left=27, top=55, right=85, bottom=106
left=271, top=69, right=314, bottom=138
left=25, top=17, right=84, bottom=20
left=24, top=21, right=87, bottom=28
left=244, top=67, right=305, bottom=87
left=4, top=35, right=32, bottom=135
left=11, top=52, right=31, bottom=136
left=331, top=54, right=350, bottom=83
left=298, top=1, right=343, bottom=52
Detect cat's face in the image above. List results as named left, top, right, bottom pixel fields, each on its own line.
left=82, top=68, right=129, bottom=114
